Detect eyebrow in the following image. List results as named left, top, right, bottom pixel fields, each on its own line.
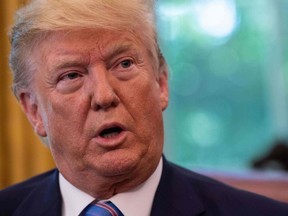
left=53, top=60, right=87, bottom=70
left=48, top=53, right=90, bottom=72
left=100, top=42, right=142, bottom=62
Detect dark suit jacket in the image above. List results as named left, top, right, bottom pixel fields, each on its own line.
left=1, top=158, right=288, bottom=216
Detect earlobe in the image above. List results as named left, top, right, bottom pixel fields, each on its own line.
left=19, top=92, right=47, bottom=137
left=158, top=69, right=169, bottom=111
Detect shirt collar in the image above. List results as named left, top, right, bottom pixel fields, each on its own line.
left=59, top=158, right=163, bottom=216
left=59, top=174, right=94, bottom=216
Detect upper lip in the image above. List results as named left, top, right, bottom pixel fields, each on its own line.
left=95, top=122, right=126, bottom=137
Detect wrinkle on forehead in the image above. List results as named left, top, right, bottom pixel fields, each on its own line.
left=48, top=50, right=91, bottom=66
left=45, top=30, right=144, bottom=60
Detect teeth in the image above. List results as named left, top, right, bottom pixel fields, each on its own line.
left=102, top=131, right=119, bottom=138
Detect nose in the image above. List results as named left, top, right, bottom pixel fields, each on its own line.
left=89, top=68, right=120, bottom=111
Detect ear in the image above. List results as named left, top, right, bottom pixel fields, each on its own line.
left=158, top=68, right=169, bottom=111
left=19, top=92, right=47, bottom=137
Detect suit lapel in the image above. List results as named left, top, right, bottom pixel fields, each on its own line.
left=13, top=170, right=62, bottom=216
left=151, top=158, right=205, bottom=216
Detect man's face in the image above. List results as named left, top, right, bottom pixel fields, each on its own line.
left=21, top=29, right=168, bottom=196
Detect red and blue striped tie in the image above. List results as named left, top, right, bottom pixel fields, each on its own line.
left=80, top=201, right=124, bottom=216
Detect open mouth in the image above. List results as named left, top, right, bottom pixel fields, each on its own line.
left=99, top=126, right=123, bottom=138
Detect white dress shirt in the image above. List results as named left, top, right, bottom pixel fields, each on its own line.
left=59, top=158, right=163, bottom=216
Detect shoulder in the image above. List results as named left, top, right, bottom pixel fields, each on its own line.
left=0, top=169, right=58, bottom=215
left=162, top=159, right=288, bottom=215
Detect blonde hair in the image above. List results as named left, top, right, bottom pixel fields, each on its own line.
left=9, top=0, right=165, bottom=97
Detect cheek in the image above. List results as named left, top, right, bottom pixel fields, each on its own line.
left=42, top=95, right=89, bottom=149
left=122, top=72, right=162, bottom=110
left=124, top=77, right=164, bottom=140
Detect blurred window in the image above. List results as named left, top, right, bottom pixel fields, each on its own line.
left=157, top=0, right=288, bottom=171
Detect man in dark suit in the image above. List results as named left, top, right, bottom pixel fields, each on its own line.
left=1, top=158, right=288, bottom=215
left=1, top=0, right=288, bottom=215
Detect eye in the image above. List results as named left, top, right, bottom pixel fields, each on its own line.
left=119, top=59, right=134, bottom=68
left=60, top=72, right=82, bottom=81
left=111, top=58, right=139, bottom=80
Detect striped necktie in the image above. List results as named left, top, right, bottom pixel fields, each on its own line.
left=80, top=201, right=124, bottom=216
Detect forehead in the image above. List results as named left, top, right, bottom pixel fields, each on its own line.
left=39, top=29, right=144, bottom=57
left=31, top=29, right=150, bottom=73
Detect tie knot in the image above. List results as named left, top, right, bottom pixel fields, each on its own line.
left=80, top=201, right=124, bottom=216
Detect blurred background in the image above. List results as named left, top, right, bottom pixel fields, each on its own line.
left=158, top=0, right=288, bottom=171
left=0, top=0, right=55, bottom=189
left=1, top=0, right=288, bottom=201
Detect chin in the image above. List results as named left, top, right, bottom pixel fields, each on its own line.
left=92, top=150, right=143, bottom=177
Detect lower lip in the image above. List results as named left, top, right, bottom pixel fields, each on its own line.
left=93, top=130, right=128, bottom=148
